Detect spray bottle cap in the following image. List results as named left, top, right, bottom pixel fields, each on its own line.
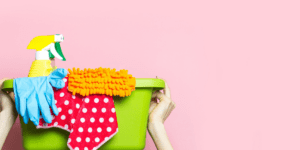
left=27, top=34, right=66, bottom=61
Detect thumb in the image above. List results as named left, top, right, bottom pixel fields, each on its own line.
left=49, top=68, right=68, bottom=79
left=49, top=79, right=65, bottom=89
left=48, top=68, right=67, bottom=89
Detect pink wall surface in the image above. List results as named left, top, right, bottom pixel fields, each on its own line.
left=1, top=0, right=300, bottom=150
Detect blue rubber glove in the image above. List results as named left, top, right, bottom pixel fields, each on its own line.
left=13, top=68, right=68, bottom=126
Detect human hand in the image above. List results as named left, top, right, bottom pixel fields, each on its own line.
left=13, top=68, right=67, bottom=125
left=0, top=78, right=17, bottom=114
left=147, top=77, right=175, bottom=150
left=0, top=78, right=18, bottom=150
left=148, top=77, right=176, bottom=124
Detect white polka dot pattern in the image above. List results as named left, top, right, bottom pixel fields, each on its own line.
left=92, top=108, right=97, bottom=113
left=107, top=127, right=112, bottom=132
left=78, top=127, right=83, bottom=132
left=90, top=117, right=95, bottom=123
left=99, top=118, right=104, bottom=123
left=76, top=137, right=81, bottom=142
left=104, top=98, right=109, bottom=103
left=60, top=92, right=65, bottom=97
left=111, top=108, right=115, bottom=113
left=64, top=100, right=69, bottom=105
left=85, top=98, right=90, bottom=103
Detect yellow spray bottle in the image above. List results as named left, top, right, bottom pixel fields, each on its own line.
left=27, top=34, right=66, bottom=77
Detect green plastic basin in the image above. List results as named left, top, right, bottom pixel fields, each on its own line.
left=2, top=78, right=165, bottom=150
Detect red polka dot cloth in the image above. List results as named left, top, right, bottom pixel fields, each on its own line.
left=37, top=77, right=118, bottom=150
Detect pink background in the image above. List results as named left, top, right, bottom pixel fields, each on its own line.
left=1, top=0, right=300, bottom=150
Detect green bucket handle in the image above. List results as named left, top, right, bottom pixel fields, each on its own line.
left=2, top=79, right=14, bottom=92
left=2, top=78, right=165, bottom=93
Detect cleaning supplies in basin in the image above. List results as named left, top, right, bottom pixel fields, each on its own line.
left=8, top=34, right=143, bottom=149
left=35, top=67, right=136, bottom=150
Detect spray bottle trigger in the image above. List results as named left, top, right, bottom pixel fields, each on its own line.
left=49, top=43, right=63, bottom=60
left=49, top=43, right=66, bottom=61
left=55, top=43, right=66, bottom=61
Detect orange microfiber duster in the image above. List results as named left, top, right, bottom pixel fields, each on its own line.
left=67, top=67, right=136, bottom=97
